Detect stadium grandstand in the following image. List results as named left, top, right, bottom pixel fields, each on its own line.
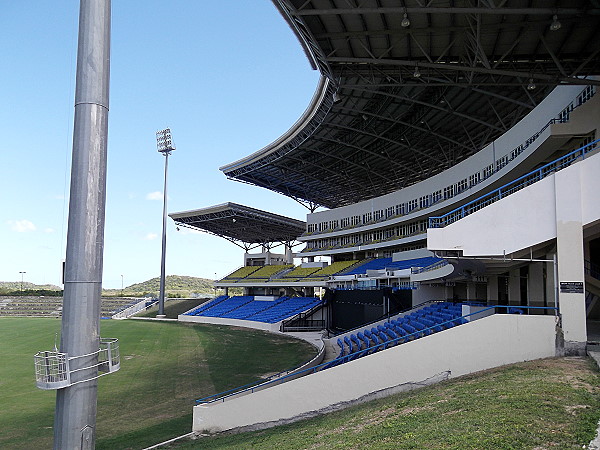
left=167, top=0, right=600, bottom=435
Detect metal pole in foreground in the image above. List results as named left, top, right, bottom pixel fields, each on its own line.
left=54, top=1, right=111, bottom=449
left=156, top=129, right=175, bottom=317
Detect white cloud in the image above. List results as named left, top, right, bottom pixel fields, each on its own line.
left=44, top=228, right=55, bottom=233
left=8, top=219, right=36, bottom=233
left=146, top=191, right=163, bottom=201
left=144, top=232, right=158, bottom=240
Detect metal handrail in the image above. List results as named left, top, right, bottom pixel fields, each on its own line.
left=411, top=260, right=449, bottom=274
left=429, top=138, right=600, bottom=228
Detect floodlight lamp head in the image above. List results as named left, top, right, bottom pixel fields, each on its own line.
left=527, top=78, right=536, bottom=90
left=401, top=12, right=410, bottom=28
left=550, top=15, right=561, bottom=31
left=156, top=128, right=175, bottom=154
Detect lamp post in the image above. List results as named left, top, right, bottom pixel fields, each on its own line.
left=156, top=128, right=175, bottom=317
left=19, top=271, right=26, bottom=292
left=121, top=274, right=123, bottom=297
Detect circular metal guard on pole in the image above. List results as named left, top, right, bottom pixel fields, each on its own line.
left=34, top=338, right=120, bottom=390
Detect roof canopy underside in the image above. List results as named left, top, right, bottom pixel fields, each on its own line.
left=222, top=0, right=600, bottom=209
left=170, top=203, right=306, bottom=247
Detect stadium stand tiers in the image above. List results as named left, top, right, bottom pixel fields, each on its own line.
left=343, top=257, right=442, bottom=275
left=184, top=295, right=321, bottom=324
left=165, top=2, right=600, bottom=435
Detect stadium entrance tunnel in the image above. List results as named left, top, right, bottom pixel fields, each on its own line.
left=326, top=287, right=411, bottom=333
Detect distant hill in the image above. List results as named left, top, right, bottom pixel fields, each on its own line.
left=103, top=275, right=218, bottom=297
left=0, top=281, right=62, bottom=291
left=0, top=281, right=62, bottom=296
left=0, top=276, right=227, bottom=298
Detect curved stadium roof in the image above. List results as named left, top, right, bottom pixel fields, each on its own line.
left=170, top=203, right=306, bottom=249
left=221, top=0, right=600, bottom=209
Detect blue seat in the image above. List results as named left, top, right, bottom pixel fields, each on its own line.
left=344, top=336, right=354, bottom=355
left=350, top=334, right=363, bottom=354
left=392, top=325, right=408, bottom=341
left=377, top=331, right=390, bottom=349
left=419, top=317, right=442, bottom=333
left=367, top=331, right=380, bottom=349
left=357, top=332, right=372, bottom=354
left=401, top=323, right=419, bottom=339
left=384, top=328, right=399, bottom=345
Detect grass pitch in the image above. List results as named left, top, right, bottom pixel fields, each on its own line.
left=0, top=317, right=316, bottom=449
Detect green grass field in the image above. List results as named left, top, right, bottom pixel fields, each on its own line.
left=0, top=318, right=316, bottom=449
left=170, top=357, right=600, bottom=449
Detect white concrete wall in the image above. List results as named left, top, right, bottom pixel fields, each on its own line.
left=428, top=151, right=600, bottom=256
left=193, top=314, right=557, bottom=433
left=412, top=284, right=448, bottom=304
left=178, top=314, right=281, bottom=332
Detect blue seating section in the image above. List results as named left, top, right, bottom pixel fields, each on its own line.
left=184, top=295, right=229, bottom=315
left=184, top=295, right=321, bottom=324
left=344, top=257, right=442, bottom=275
left=332, top=302, right=469, bottom=366
left=196, top=296, right=254, bottom=317
left=248, top=297, right=322, bottom=323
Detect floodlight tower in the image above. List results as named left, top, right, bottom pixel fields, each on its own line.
left=54, top=0, right=111, bottom=448
left=19, top=271, right=26, bottom=292
left=156, top=128, right=175, bottom=317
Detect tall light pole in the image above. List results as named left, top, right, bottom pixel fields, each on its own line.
left=54, top=1, right=111, bottom=448
left=121, top=274, right=123, bottom=297
left=19, top=271, right=26, bottom=292
left=156, top=128, right=175, bottom=317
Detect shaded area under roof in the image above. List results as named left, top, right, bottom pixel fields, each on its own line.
left=221, top=0, right=600, bottom=209
left=169, top=203, right=306, bottom=249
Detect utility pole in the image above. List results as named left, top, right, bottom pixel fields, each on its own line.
left=54, top=1, right=111, bottom=448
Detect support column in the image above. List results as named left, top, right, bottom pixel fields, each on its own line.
left=285, top=244, right=293, bottom=264
left=508, top=268, right=521, bottom=306
left=546, top=252, right=557, bottom=312
left=555, top=166, right=587, bottom=355
left=486, top=275, right=498, bottom=306
left=528, top=262, right=545, bottom=314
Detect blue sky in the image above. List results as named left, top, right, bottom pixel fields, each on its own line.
left=0, top=1, right=320, bottom=288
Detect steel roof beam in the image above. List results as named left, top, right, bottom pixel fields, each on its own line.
left=350, top=85, right=504, bottom=131
left=327, top=57, right=600, bottom=86
left=335, top=105, right=473, bottom=155
left=291, top=7, right=592, bottom=16
left=314, top=134, right=422, bottom=177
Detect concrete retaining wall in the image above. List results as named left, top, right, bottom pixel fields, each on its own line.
left=178, top=314, right=281, bottom=332
left=193, top=314, right=557, bottom=433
